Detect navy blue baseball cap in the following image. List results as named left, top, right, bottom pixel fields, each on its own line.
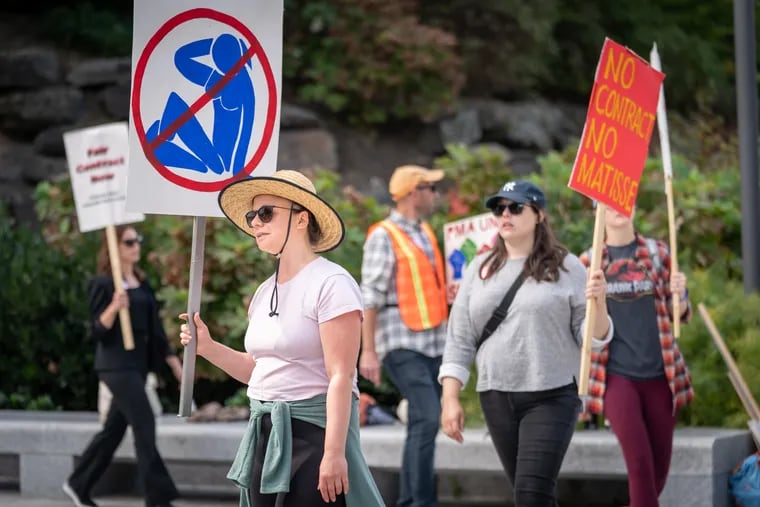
left=485, top=180, right=546, bottom=210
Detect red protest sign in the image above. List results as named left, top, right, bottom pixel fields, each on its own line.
left=568, top=38, right=664, bottom=217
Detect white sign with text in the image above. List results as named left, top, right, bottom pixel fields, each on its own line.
left=442, top=212, right=500, bottom=303
left=64, top=122, right=144, bottom=233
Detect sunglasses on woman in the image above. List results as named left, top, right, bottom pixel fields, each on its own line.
left=492, top=202, right=528, bottom=216
left=245, top=205, right=304, bottom=227
left=122, top=235, right=143, bottom=247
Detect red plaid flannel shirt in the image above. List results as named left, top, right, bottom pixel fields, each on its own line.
left=579, top=233, right=694, bottom=415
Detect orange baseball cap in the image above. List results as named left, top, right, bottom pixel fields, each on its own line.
left=388, top=165, right=445, bottom=201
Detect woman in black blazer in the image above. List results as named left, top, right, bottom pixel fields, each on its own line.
left=63, top=225, right=182, bottom=507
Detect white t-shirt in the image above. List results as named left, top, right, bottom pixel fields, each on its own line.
left=244, top=257, right=363, bottom=401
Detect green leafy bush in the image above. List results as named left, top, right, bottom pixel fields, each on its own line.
left=10, top=0, right=751, bottom=121
left=677, top=267, right=760, bottom=428
left=422, top=0, right=749, bottom=115
left=284, top=0, right=464, bottom=124
left=0, top=209, right=97, bottom=411
left=42, top=3, right=133, bottom=56
left=421, top=1, right=563, bottom=97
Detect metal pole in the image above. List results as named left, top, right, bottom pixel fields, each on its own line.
left=734, top=0, right=760, bottom=293
left=178, top=216, right=206, bottom=417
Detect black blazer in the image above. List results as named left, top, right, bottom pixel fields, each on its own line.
left=88, top=274, right=175, bottom=373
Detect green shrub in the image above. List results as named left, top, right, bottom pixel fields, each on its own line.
left=422, top=0, right=745, bottom=114
left=678, top=267, right=760, bottom=428
left=0, top=209, right=97, bottom=411
left=12, top=0, right=751, bottom=125
left=420, top=1, right=563, bottom=97
left=284, top=0, right=464, bottom=124
left=42, top=3, right=132, bottom=56
left=12, top=0, right=751, bottom=121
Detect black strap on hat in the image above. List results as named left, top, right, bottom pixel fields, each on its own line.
left=268, top=203, right=298, bottom=317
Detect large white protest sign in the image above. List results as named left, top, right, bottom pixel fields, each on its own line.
left=442, top=212, right=500, bottom=303
left=63, top=122, right=144, bottom=233
left=127, top=0, right=283, bottom=217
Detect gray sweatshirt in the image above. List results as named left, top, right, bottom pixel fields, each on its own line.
left=439, top=252, right=612, bottom=392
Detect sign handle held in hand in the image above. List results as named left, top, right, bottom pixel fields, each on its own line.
left=665, top=178, right=680, bottom=335
left=650, top=43, right=681, bottom=337
left=178, top=216, right=206, bottom=418
left=578, top=202, right=607, bottom=396
left=105, top=225, right=135, bottom=351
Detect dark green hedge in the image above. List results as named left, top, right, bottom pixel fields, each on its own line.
left=0, top=210, right=97, bottom=410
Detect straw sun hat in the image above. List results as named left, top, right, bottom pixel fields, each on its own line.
left=218, top=170, right=345, bottom=253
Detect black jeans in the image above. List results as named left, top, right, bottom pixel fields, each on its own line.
left=249, top=414, right=346, bottom=507
left=68, top=370, right=178, bottom=506
left=479, top=383, right=581, bottom=507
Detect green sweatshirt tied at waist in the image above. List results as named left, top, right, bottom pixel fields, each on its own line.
left=227, top=393, right=384, bottom=507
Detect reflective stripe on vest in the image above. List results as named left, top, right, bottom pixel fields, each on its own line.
left=373, top=220, right=447, bottom=331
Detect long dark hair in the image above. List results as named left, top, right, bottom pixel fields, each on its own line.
left=96, top=225, right=145, bottom=281
left=481, top=207, right=569, bottom=282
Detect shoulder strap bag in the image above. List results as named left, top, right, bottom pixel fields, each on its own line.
left=475, top=270, right=527, bottom=350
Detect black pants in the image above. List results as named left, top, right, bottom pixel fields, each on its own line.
left=249, top=414, right=346, bottom=507
left=479, top=383, right=580, bottom=507
left=68, top=370, right=178, bottom=506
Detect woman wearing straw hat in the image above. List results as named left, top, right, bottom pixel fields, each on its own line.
left=179, top=170, right=384, bottom=507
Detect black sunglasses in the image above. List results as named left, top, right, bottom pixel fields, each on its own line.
left=245, top=205, right=303, bottom=227
left=415, top=183, right=437, bottom=192
left=492, top=202, right=528, bottom=216
left=122, top=235, right=143, bottom=247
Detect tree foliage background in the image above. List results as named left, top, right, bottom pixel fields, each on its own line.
left=4, top=0, right=757, bottom=122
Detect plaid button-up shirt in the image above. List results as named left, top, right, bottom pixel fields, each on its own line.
left=580, top=233, right=694, bottom=415
left=361, top=210, right=447, bottom=359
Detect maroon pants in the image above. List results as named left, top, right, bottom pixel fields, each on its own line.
left=603, top=374, right=676, bottom=507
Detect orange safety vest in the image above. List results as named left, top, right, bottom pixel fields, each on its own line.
left=369, top=220, right=448, bottom=331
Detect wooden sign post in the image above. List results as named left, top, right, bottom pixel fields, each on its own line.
left=650, top=43, right=682, bottom=337
left=104, top=225, right=135, bottom=350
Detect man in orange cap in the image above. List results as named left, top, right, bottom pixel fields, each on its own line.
left=360, top=165, right=448, bottom=507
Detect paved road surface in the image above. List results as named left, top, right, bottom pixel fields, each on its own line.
left=0, top=493, right=229, bottom=507
left=0, top=491, right=503, bottom=507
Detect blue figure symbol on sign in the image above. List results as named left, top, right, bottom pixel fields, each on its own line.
left=146, top=33, right=255, bottom=175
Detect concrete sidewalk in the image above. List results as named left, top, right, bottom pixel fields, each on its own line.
left=0, top=492, right=236, bottom=506
left=0, top=491, right=501, bottom=507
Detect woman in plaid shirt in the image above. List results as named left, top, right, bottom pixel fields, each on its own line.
left=580, top=207, right=693, bottom=507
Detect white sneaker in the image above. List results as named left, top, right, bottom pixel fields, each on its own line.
left=62, top=481, right=97, bottom=507
left=396, top=398, right=408, bottom=425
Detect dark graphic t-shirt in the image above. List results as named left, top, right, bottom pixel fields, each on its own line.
left=605, top=241, right=664, bottom=379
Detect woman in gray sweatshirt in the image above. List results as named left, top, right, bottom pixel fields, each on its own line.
left=438, top=180, right=613, bottom=507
